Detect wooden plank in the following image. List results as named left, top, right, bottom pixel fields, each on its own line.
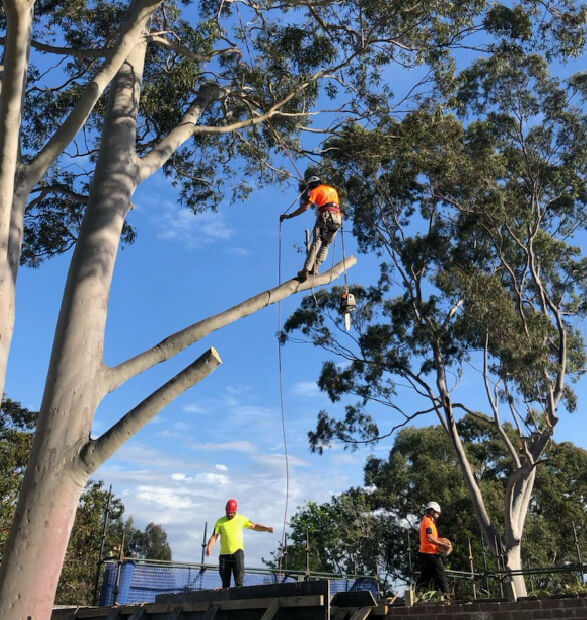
left=167, top=606, right=184, bottom=620
left=259, top=599, right=280, bottom=620
left=128, top=606, right=146, bottom=620
left=348, top=607, right=372, bottom=620
left=51, top=609, right=94, bottom=619
left=156, top=578, right=329, bottom=605
left=369, top=605, right=388, bottom=616
left=330, top=591, right=377, bottom=608
left=279, top=594, right=325, bottom=609
left=218, top=594, right=324, bottom=611
left=201, top=604, right=220, bottom=619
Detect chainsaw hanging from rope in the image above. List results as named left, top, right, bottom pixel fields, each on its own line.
left=340, top=287, right=356, bottom=331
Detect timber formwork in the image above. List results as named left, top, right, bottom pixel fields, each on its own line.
left=51, top=580, right=389, bottom=620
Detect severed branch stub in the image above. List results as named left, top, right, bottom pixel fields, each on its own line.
left=82, top=346, right=222, bottom=473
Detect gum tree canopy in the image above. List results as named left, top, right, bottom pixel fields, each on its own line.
left=0, top=0, right=500, bottom=616
left=284, top=20, right=587, bottom=597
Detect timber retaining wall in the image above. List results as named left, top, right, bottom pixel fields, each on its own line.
left=385, top=595, right=587, bottom=619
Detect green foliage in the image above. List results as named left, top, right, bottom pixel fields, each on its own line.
left=115, top=518, right=172, bottom=561
left=0, top=397, right=36, bottom=554
left=286, top=44, right=587, bottom=450
left=275, top=424, right=587, bottom=597
left=265, top=490, right=394, bottom=589
left=16, top=0, right=585, bottom=268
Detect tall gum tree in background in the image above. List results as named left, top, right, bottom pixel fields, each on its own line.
left=284, top=18, right=587, bottom=597
left=273, top=422, right=587, bottom=597
left=0, top=0, right=576, bottom=615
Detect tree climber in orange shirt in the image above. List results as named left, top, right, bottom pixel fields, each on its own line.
left=280, top=176, right=342, bottom=281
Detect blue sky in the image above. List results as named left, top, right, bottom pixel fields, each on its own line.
left=5, top=160, right=587, bottom=568
left=4, top=10, right=586, bottom=569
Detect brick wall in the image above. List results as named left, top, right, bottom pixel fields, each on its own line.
left=384, top=595, right=587, bottom=619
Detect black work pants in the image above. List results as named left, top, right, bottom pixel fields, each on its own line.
left=219, top=549, right=245, bottom=588
left=416, top=552, right=449, bottom=594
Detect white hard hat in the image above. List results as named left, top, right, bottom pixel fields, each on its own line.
left=426, top=501, right=441, bottom=513
left=306, top=176, right=321, bottom=185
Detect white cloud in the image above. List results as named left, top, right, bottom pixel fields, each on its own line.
left=152, top=202, right=234, bottom=249
left=228, top=247, right=249, bottom=256
left=106, top=442, right=208, bottom=471
left=188, top=440, right=257, bottom=454
left=194, top=472, right=230, bottom=485
left=252, top=453, right=310, bottom=468
left=182, top=403, right=207, bottom=414
left=96, top=451, right=361, bottom=565
left=135, top=485, right=194, bottom=510
left=291, top=381, right=322, bottom=397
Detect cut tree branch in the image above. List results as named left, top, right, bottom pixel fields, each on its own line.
left=107, top=256, right=357, bottom=392
left=81, top=346, right=222, bottom=473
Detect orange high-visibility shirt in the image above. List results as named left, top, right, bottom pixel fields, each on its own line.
left=308, top=184, right=340, bottom=209
left=419, top=515, right=439, bottom=554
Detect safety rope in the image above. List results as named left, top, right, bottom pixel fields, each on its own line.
left=267, top=121, right=306, bottom=185
left=276, top=190, right=351, bottom=571
left=277, top=220, right=290, bottom=576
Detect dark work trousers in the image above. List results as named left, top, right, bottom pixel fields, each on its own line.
left=416, top=552, right=449, bottom=594
left=219, top=549, right=245, bottom=588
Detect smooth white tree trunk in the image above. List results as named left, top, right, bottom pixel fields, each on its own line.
left=0, top=30, right=146, bottom=620
left=0, top=1, right=32, bottom=399
left=440, top=362, right=541, bottom=598
left=0, top=0, right=165, bottom=401
left=505, top=544, right=527, bottom=598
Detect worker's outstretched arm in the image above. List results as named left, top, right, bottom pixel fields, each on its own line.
left=280, top=201, right=312, bottom=222
left=250, top=522, right=274, bottom=533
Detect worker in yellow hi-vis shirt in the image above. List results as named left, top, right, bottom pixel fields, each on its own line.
left=206, top=498, right=274, bottom=588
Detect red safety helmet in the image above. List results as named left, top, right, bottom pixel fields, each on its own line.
left=226, top=499, right=238, bottom=513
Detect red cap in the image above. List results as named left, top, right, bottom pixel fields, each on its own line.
left=226, top=499, right=238, bottom=513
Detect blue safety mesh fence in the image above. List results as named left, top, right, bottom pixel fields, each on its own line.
left=99, top=560, right=378, bottom=606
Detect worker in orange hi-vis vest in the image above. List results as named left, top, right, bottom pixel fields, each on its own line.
left=280, top=176, right=342, bottom=281
left=416, top=501, right=452, bottom=596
